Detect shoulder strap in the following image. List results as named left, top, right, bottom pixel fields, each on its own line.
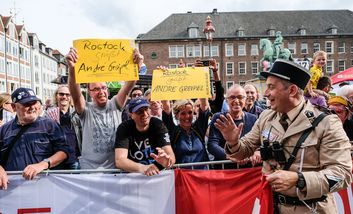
left=0, top=108, right=3, bottom=120
left=0, top=125, right=31, bottom=167
left=283, top=113, right=327, bottom=170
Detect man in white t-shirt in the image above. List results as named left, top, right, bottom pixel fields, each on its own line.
left=65, top=48, right=144, bottom=169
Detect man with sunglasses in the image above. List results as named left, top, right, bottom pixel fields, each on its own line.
left=0, top=88, right=70, bottom=189
left=66, top=48, right=144, bottom=169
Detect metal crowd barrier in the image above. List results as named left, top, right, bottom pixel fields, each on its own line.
left=6, top=160, right=242, bottom=175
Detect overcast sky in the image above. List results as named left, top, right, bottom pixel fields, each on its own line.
left=1, top=0, right=353, bottom=54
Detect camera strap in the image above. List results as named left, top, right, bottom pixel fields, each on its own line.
left=283, top=113, right=327, bottom=170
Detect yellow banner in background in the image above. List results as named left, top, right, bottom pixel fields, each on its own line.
left=73, top=39, right=139, bottom=83
left=151, top=67, right=211, bottom=101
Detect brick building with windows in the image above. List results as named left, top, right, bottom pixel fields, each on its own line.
left=136, top=9, right=353, bottom=93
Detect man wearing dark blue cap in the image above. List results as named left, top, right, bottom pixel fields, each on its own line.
left=215, top=59, right=352, bottom=213
left=115, top=97, right=175, bottom=176
left=0, top=88, right=70, bottom=189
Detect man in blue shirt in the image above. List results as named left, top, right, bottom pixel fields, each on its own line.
left=0, top=88, right=70, bottom=190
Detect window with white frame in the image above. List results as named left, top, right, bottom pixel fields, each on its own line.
left=326, top=60, right=334, bottom=74
left=251, top=44, right=258, bottom=56
left=251, top=62, right=258, bottom=74
left=226, top=81, right=234, bottom=90
left=325, top=41, right=334, bottom=54
left=268, top=30, right=275, bottom=36
left=238, top=44, right=246, bottom=56
left=194, top=45, right=201, bottom=57
left=169, top=45, right=184, bottom=58
left=0, top=81, right=4, bottom=92
left=211, top=45, right=219, bottom=57
left=338, top=60, right=345, bottom=72
left=203, top=45, right=209, bottom=57
left=300, top=29, right=306, bottom=35
left=288, top=42, right=296, bottom=54
left=238, top=62, right=246, bottom=75
left=204, top=45, right=219, bottom=57
left=338, top=42, right=345, bottom=53
left=225, top=43, right=233, bottom=57
left=0, top=59, right=4, bottom=73
left=0, top=35, right=3, bottom=52
left=186, top=45, right=201, bottom=57
left=188, top=28, right=198, bottom=38
left=351, top=42, right=353, bottom=53
left=237, top=30, right=244, bottom=37
left=313, top=43, right=320, bottom=53
left=300, top=43, right=308, bottom=54
left=226, top=62, right=234, bottom=76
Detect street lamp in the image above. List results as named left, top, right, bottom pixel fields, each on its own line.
left=203, top=16, right=216, bottom=95
left=203, top=16, right=215, bottom=58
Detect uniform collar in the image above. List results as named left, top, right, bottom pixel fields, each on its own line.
left=285, top=99, right=304, bottom=123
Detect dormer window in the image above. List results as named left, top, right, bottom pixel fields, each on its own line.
left=298, top=25, right=306, bottom=35
left=237, top=27, right=245, bottom=37
left=188, top=22, right=199, bottom=38
left=267, top=25, right=276, bottom=36
left=328, top=25, right=338, bottom=34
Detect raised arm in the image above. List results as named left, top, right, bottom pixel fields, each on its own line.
left=66, top=48, right=86, bottom=114
left=116, top=49, right=144, bottom=108
left=161, top=100, right=172, bottom=115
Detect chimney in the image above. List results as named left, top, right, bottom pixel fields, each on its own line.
left=212, top=8, right=218, bottom=14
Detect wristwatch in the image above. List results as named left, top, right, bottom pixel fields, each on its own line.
left=42, top=158, right=51, bottom=169
left=296, top=172, right=306, bottom=190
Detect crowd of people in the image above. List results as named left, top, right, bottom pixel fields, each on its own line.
left=0, top=48, right=352, bottom=213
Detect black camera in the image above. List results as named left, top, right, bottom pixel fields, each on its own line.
left=260, top=140, right=273, bottom=161
left=201, top=60, right=210, bottom=66
left=260, top=140, right=286, bottom=164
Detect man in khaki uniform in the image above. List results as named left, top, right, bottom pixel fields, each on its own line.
left=215, top=59, right=352, bottom=213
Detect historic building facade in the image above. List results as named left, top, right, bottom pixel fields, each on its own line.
left=136, top=9, right=353, bottom=92
left=0, top=15, right=65, bottom=100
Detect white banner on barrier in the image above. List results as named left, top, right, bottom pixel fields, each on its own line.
left=0, top=171, right=175, bottom=214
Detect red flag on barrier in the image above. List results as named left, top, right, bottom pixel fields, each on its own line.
left=175, top=167, right=265, bottom=214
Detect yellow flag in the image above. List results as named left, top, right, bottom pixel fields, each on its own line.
left=73, top=39, right=139, bottom=83
left=151, top=67, right=211, bottom=101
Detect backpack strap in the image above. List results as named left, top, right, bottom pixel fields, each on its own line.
left=283, top=113, right=327, bottom=170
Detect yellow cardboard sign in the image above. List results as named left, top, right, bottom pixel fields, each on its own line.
left=151, top=67, right=211, bottom=101
left=73, top=39, right=139, bottom=83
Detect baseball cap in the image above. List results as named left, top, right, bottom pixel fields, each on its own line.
left=11, top=88, right=41, bottom=104
left=128, top=97, right=150, bottom=113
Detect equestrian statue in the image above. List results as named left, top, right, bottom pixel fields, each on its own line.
left=260, top=31, right=292, bottom=71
